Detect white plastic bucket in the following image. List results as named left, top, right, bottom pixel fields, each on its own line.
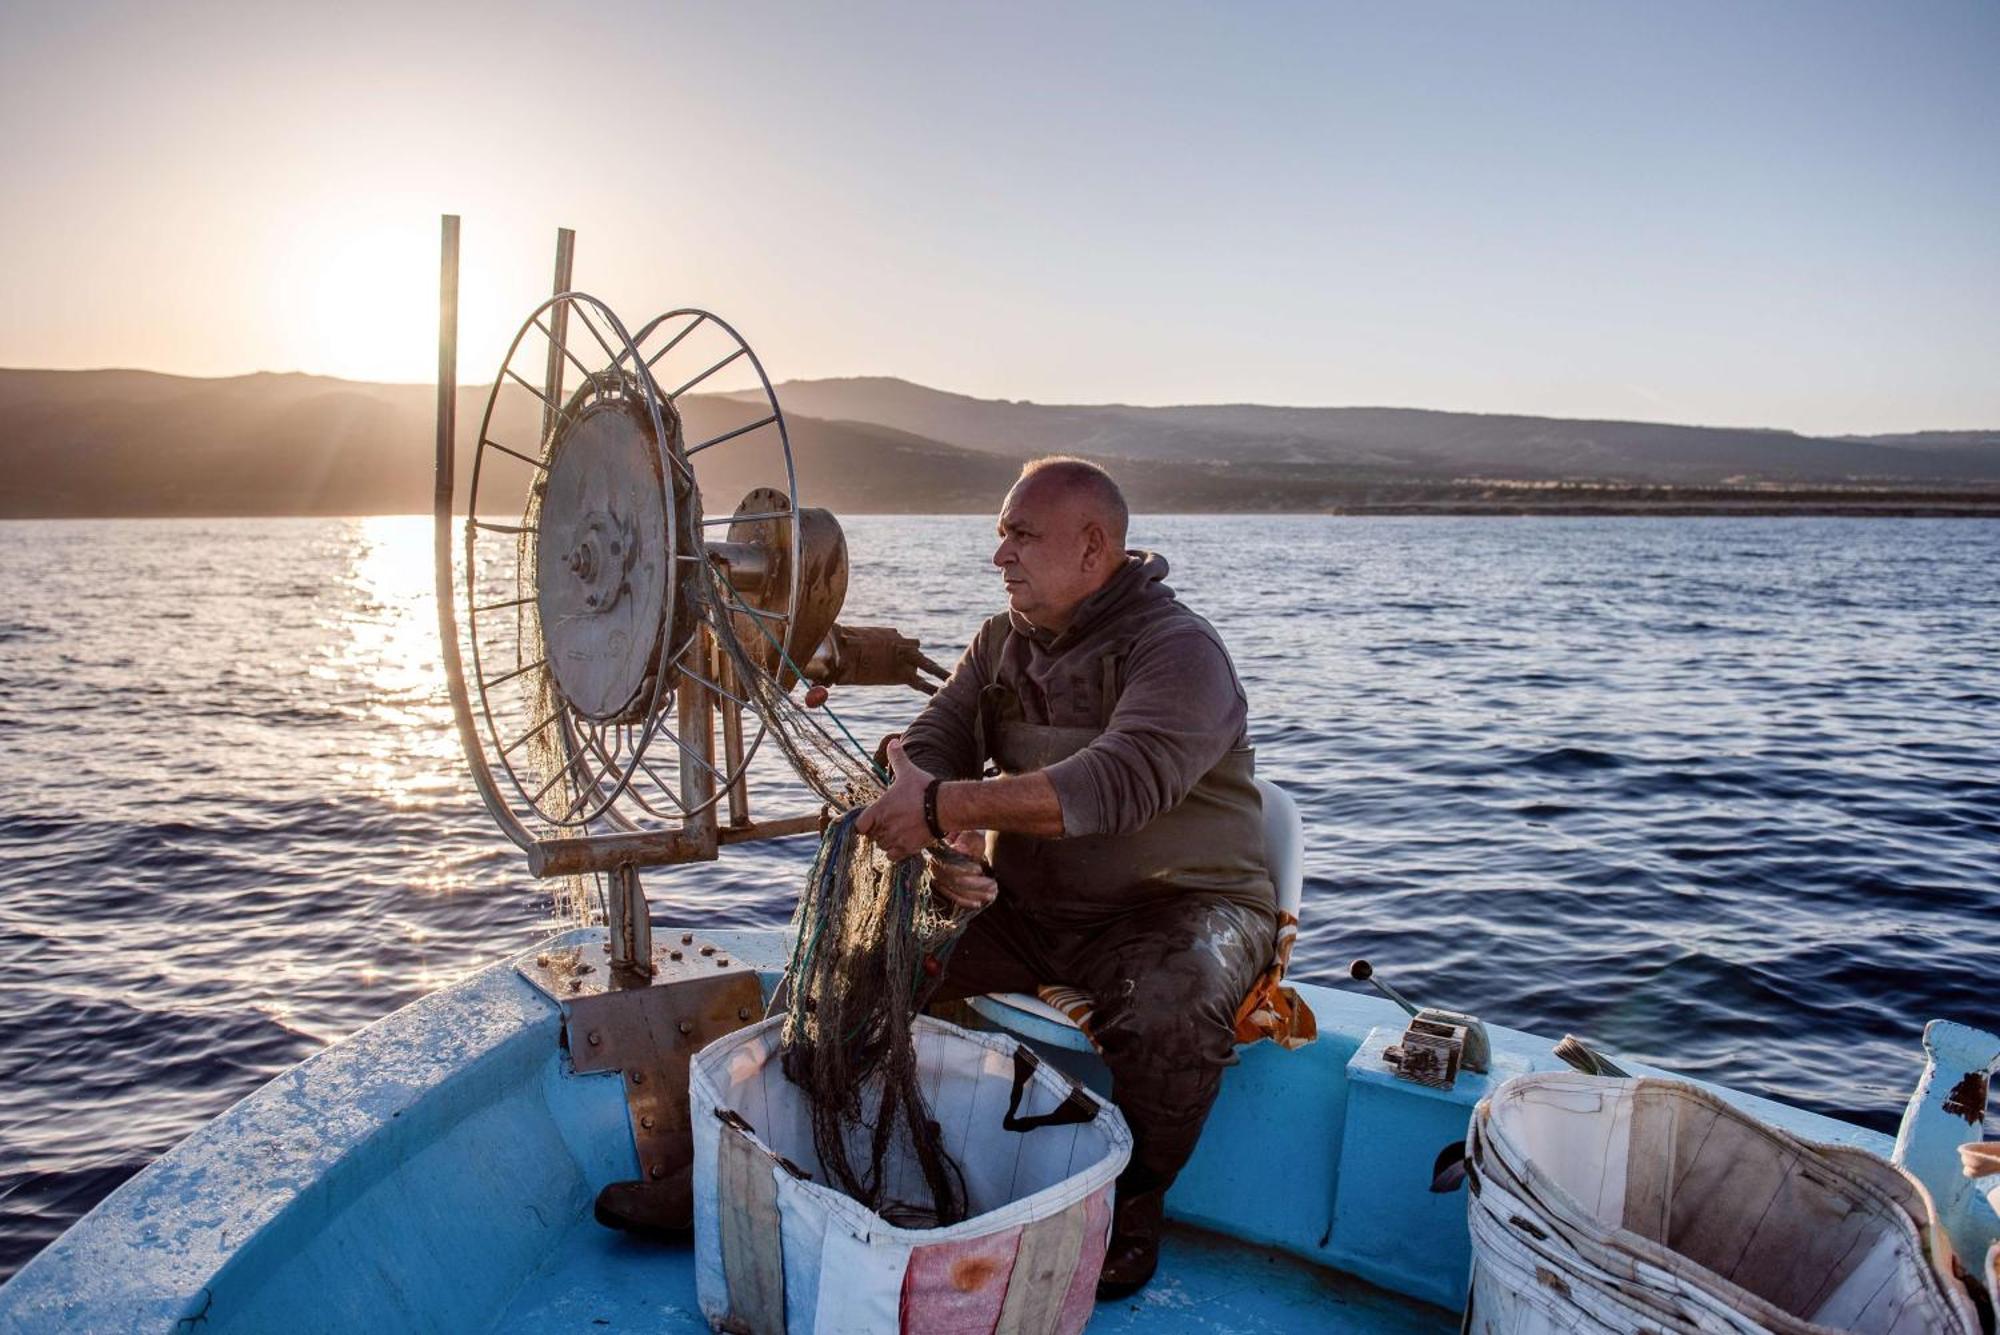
left=1465, top=1073, right=1980, bottom=1335
left=691, top=1014, right=1132, bottom=1335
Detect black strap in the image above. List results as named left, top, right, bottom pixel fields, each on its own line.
left=922, top=777, right=946, bottom=840
left=1429, top=1140, right=1469, bottom=1193
left=1003, top=1045, right=1099, bottom=1133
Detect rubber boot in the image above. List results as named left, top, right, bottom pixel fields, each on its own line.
left=1095, top=1180, right=1166, bottom=1301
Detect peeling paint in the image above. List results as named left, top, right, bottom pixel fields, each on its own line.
left=1943, top=1072, right=1990, bottom=1125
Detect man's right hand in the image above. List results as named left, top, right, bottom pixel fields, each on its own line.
left=924, top=831, right=998, bottom=911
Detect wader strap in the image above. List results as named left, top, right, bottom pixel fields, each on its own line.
left=1003, top=1046, right=1099, bottom=1133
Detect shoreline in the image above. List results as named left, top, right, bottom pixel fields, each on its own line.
left=7, top=501, right=2000, bottom=522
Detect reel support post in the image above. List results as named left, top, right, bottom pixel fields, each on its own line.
left=606, top=863, right=654, bottom=986
left=541, top=227, right=574, bottom=441
left=677, top=625, right=720, bottom=859
left=718, top=658, right=750, bottom=828
left=434, top=213, right=536, bottom=853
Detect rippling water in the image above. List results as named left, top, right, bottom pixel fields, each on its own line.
left=2, top=514, right=1996, bottom=1280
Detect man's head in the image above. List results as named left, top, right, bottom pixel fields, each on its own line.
left=992, top=457, right=1130, bottom=632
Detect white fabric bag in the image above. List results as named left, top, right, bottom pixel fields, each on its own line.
left=690, top=1014, right=1132, bottom=1335
left=1465, top=1073, right=1980, bottom=1335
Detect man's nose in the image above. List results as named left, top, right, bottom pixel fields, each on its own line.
left=992, top=540, right=1011, bottom=568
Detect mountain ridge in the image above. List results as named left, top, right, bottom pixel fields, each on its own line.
left=2, top=367, right=1996, bottom=518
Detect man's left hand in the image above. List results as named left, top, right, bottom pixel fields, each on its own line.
left=855, top=738, right=936, bottom=861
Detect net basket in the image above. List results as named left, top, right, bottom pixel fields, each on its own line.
left=1466, top=1073, right=1980, bottom=1334
left=691, top=1015, right=1132, bottom=1335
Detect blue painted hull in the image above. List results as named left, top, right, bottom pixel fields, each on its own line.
left=0, top=927, right=1889, bottom=1333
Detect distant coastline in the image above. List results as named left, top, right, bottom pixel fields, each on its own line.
left=1316, top=481, right=2000, bottom=518
left=10, top=490, right=2000, bottom=520
left=4, top=368, right=1996, bottom=520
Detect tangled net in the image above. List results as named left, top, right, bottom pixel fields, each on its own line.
left=777, top=811, right=973, bottom=1226
left=700, top=553, right=978, bottom=1227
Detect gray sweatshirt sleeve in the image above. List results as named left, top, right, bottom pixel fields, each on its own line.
left=897, top=630, right=989, bottom=781
left=1040, top=623, right=1247, bottom=838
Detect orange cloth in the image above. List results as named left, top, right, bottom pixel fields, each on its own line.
left=1230, top=911, right=1317, bottom=1050
left=1035, top=910, right=1317, bottom=1051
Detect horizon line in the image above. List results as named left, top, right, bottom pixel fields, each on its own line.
left=2, top=363, right=1994, bottom=442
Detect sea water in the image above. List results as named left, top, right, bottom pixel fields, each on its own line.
left=1, top=514, right=1995, bottom=1278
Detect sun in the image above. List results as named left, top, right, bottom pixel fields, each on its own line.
left=276, top=214, right=560, bottom=386
left=294, top=221, right=443, bottom=384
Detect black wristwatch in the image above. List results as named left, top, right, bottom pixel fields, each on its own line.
left=922, top=777, right=947, bottom=841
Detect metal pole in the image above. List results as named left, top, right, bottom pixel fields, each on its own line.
left=434, top=215, right=534, bottom=852
left=607, top=863, right=654, bottom=986
left=719, top=657, right=749, bottom=828
left=434, top=215, right=459, bottom=528
left=679, top=633, right=720, bottom=859
left=541, top=227, right=575, bottom=442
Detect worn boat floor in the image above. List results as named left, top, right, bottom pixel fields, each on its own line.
left=497, top=1217, right=1453, bottom=1332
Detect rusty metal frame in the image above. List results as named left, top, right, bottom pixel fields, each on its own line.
left=434, top=221, right=846, bottom=883
left=521, top=941, right=765, bottom=1192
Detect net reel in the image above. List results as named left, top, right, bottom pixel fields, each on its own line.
left=433, top=219, right=920, bottom=985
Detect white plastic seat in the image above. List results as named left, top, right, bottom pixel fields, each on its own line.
left=968, top=777, right=1306, bottom=1052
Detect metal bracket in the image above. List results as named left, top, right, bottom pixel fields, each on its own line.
left=1384, top=1017, right=1468, bottom=1090
left=521, top=939, right=764, bottom=1216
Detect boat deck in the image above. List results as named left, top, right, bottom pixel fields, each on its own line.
left=498, top=1218, right=1454, bottom=1333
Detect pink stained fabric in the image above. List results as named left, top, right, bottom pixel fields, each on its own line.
left=898, top=1223, right=1024, bottom=1334
left=1052, top=1185, right=1115, bottom=1333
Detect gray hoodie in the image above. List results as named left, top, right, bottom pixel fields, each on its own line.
left=901, top=551, right=1252, bottom=842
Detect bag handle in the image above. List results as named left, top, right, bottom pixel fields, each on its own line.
left=1003, top=1045, right=1099, bottom=1133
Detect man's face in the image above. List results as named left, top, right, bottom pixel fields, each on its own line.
left=991, top=478, right=1102, bottom=631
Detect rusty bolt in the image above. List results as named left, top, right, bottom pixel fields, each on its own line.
left=716, top=957, right=729, bottom=968
left=669, top=949, right=683, bottom=961
left=649, top=1163, right=666, bottom=1180
left=630, top=1070, right=645, bottom=1085
left=535, top=954, right=550, bottom=967
left=699, top=944, right=716, bottom=957
left=737, top=1007, right=752, bottom=1021
left=587, top=1030, right=602, bottom=1047
left=681, top=932, right=694, bottom=945
left=640, top=1115, right=655, bottom=1130
left=677, top=1020, right=693, bottom=1035
left=568, top=980, right=582, bottom=993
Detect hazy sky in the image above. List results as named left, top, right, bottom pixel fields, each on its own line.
left=2, top=1, right=1994, bottom=434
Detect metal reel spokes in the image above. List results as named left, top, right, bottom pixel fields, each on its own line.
left=620, top=308, right=808, bottom=809
left=460, top=296, right=803, bottom=830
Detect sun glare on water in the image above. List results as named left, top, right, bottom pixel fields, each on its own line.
left=322, top=515, right=461, bottom=808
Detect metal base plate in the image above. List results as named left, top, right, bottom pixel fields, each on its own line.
left=518, top=936, right=756, bottom=1000
left=520, top=935, right=766, bottom=1209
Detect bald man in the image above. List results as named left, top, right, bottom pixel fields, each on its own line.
left=859, top=457, right=1275, bottom=1300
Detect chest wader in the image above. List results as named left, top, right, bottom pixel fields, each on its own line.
left=976, top=660, right=1274, bottom=932
left=972, top=650, right=1277, bottom=1300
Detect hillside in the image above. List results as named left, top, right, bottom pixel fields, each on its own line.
left=749, top=377, right=2000, bottom=485
left=0, top=369, right=1019, bottom=519
left=2, top=368, right=1997, bottom=518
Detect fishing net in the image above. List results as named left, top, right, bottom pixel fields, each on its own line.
left=702, top=560, right=979, bottom=1228
left=775, top=811, right=973, bottom=1226
left=516, top=487, right=605, bottom=933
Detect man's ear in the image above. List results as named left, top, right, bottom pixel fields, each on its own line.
left=1079, top=519, right=1109, bottom=571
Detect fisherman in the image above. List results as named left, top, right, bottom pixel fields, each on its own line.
left=857, top=457, right=1276, bottom=1300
